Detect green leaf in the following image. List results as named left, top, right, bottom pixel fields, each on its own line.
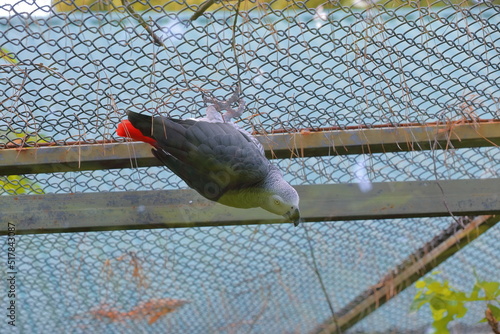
left=410, top=294, right=432, bottom=312
left=430, top=280, right=453, bottom=297
left=479, top=304, right=500, bottom=323
left=433, top=315, right=452, bottom=334
left=451, top=290, right=470, bottom=302
left=430, top=297, right=447, bottom=311
left=450, top=301, right=468, bottom=319
left=0, top=47, right=18, bottom=64
left=469, top=281, right=482, bottom=300
left=410, top=273, right=500, bottom=333
left=427, top=281, right=445, bottom=293
left=415, top=280, right=426, bottom=289
left=488, top=303, right=500, bottom=321
left=0, top=175, right=44, bottom=195
left=480, top=282, right=500, bottom=299
left=432, top=308, right=447, bottom=321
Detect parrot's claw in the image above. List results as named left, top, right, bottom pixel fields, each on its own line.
left=204, top=105, right=224, bottom=122
left=203, top=86, right=245, bottom=122
left=225, top=86, right=241, bottom=105
left=222, top=99, right=245, bottom=122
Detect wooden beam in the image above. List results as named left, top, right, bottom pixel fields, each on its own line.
left=0, top=141, right=160, bottom=175
left=263, top=120, right=500, bottom=158
left=1, top=179, right=499, bottom=235
left=0, top=121, right=498, bottom=175
left=311, top=214, right=500, bottom=334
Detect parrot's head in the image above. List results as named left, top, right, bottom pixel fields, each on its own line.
left=262, top=187, right=301, bottom=226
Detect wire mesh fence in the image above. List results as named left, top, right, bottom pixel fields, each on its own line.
left=1, top=0, right=499, bottom=333
left=5, top=218, right=500, bottom=333
left=1, top=0, right=499, bottom=147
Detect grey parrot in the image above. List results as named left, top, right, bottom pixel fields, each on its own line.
left=116, top=92, right=301, bottom=225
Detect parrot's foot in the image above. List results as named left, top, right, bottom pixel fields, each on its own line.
left=203, top=86, right=245, bottom=122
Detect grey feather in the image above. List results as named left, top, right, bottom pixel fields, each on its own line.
left=125, top=107, right=301, bottom=225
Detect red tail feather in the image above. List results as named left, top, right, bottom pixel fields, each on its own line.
left=116, top=120, right=157, bottom=146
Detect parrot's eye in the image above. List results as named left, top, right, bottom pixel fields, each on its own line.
left=274, top=199, right=281, bottom=206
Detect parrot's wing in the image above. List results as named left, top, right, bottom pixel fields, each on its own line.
left=236, top=125, right=265, bottom=156
left=150, top=118, right=271, bottom=200
left=120, top=111, right=301, bottom=224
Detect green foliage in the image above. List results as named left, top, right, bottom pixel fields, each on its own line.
left=0, top=47, right=18, bottom=64
left=0, top=175, right=44, bottom=195
left=51, top=0, right=478, bottom=13
left=0, top=133, right=46, bottom=195
left=411, top=272, right=500, bottom=334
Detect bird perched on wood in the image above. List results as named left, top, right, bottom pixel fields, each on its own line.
left=116, top=89, right=301, bottom=225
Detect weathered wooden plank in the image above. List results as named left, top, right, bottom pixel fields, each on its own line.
left=1, top=179, right=499, bottom=235
left=311, top=214, right=500, bottom=334
left=0, top=121, right=498, bottom=175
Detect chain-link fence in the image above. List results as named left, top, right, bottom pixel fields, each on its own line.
left=1, top=0, right=499, bottom=333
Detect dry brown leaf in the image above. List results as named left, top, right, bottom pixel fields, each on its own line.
left=89, top=298, right=189, bottom=324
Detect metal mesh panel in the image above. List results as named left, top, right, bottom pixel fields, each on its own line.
left=0, top=219, right=475, bottom=332
left=3, top=219, right=500, bottom=333
left=1, top=0, right=499, bottom=147
left=350, top=221, right=500, bottom=333
left=1, top=0, right=499, bottom=333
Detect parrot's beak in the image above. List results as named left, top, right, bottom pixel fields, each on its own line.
left=284, top=208, right=302, bottom=226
